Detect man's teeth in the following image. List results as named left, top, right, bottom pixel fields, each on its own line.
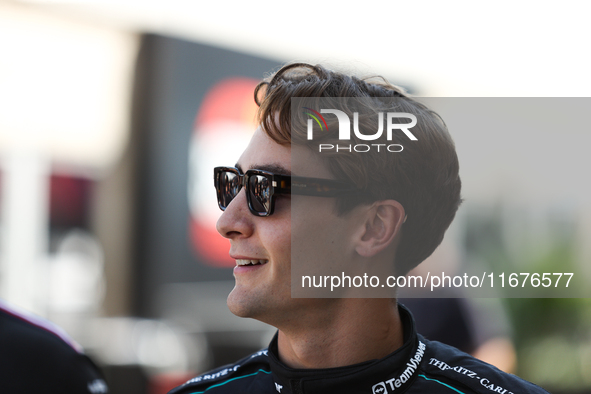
left=236, top=259, right=268, bottom=266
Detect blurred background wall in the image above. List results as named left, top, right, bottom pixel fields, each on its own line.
left=0, top=1, right=590, bottom=393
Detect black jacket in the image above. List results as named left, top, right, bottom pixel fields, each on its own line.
left=0, top=299, right=108, bottom=393
left=169, top=305, right=547, bottom=394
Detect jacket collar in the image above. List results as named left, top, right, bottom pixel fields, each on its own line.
left=267, top=304, right=426, bottom=394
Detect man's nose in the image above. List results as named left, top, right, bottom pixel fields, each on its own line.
left=216, top=188, right=254, bottom=239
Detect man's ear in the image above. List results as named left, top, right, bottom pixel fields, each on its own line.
left=355, top=200, right=405, bottom=257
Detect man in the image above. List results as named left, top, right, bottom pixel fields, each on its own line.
left=170, top=63, right=547, bottom=393
left=0, top=298, right=109, bottom=393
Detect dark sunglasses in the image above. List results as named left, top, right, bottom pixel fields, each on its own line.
left=214, top=166, right=359, bottom=216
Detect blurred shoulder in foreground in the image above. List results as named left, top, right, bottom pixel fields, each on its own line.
left=0, top=298, right=109, bottom=394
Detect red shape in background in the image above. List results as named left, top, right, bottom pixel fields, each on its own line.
left=50, top=174, right=92, bottom=229
left=189, top=77, right=259, bottom=268
left=189, top=220, right=232, bottom=267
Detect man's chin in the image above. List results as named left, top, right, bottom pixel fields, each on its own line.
left=226, top=286, right=259, bottom=318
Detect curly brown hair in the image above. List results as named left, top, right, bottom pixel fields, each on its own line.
left=254, top=63, right=462, bottom=275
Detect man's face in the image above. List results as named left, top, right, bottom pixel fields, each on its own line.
left=217, top=126, right=361, bottom=325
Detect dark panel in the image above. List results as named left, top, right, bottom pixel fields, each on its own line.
left=132, top=34, right=280, bottom=316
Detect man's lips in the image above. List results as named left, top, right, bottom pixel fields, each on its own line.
left=230, top=256, right=269, bottom=267
left=235, top=259, right=269, bottom=266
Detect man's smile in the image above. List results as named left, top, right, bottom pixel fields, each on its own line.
left=235, top=259, right=269, bottom=266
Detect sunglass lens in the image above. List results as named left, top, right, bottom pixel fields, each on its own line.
left=219, top=171, right=241, bottom=209
left=248, top=174, right=271, bottom=214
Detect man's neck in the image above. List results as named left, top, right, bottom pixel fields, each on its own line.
left=276, top=299, right=403, bottom=369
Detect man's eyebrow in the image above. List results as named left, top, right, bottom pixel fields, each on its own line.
left=235, top=163, right=291, bottom=176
